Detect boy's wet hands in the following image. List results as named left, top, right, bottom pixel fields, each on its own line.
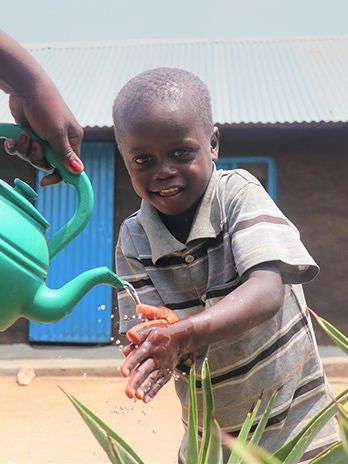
left=126, top=303, right=179, bottom=345
left=123, top=356, right=171, bottom=403
left=121, top=304, right=194, bottom=403
left=121, top=325, right=185, bottom=403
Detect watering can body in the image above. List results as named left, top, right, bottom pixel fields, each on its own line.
left=0, top=123, right=125, bottom=331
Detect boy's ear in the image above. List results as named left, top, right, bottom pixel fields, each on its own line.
left=210, top=126, right=219, bottom=161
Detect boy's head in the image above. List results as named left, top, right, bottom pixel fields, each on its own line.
left=113, top=67, right=214, bottom=145
left=113, top=67, right=219, bottom=216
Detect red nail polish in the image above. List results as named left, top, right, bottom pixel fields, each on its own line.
left=70, top=160, right=83, bottom=172
left=18, top=132, right=28, bottom=144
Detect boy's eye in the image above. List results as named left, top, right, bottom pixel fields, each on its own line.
left=133, top=154, right=152, bottom=165
left=172, top=149, right=191, bottom=159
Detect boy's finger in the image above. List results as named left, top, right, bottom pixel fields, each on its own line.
left=120, top=340, right=151, bottom=377
left=136, top=304, right=178, bottom=323
left=123, top=358, right=156, bottom=397
left=122, top=343, right=135, bottom=357
left=143, top=373, right=170, bottom=403
left=126, top=320, right=168, bottom=344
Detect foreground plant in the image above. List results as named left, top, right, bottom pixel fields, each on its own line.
left=63, top=311, right=348, bottom=463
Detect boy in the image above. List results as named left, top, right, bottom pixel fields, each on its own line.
left=113, top=67, right=338, bottom=463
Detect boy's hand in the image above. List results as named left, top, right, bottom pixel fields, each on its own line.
left=125, top=304, right=178, bottom=345
left=121, top=304, right=189, bottom=403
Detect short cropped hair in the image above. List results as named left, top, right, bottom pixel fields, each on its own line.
left=113, top=67, right=214, bottom=145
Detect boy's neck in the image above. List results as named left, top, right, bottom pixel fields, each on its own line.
left=158, top=199, right=201, bottom=244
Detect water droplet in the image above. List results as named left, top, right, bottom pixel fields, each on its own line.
left=167, top=369, right=179, bottom=381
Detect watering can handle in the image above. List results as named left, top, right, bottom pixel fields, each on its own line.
left=0, top=123, right=94, bottom=259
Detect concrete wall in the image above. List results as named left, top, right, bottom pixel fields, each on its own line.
left=219, top=124, right=348, bottom=344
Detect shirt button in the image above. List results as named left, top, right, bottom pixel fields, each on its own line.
left=185, top=254, right=195, bottom=263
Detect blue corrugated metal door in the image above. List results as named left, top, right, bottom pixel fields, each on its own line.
left=29, top=141, right=115, bottom=344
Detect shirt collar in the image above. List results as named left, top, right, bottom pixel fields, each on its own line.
left=138, top=165, right=222, bottom=264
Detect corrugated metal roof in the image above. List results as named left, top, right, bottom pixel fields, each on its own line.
left=0, top=36, right=347, bottom=127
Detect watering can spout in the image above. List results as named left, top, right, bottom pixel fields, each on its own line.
left=27, top=267, right=126, bottom=324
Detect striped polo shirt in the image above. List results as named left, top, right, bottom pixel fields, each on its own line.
left=116, top=167, right=338, bottom=463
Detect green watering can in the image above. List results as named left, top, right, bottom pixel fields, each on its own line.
left=0, top=123, right=127, bottom=331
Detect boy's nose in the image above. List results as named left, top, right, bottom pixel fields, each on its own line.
left=152, top=161, right=177, bottom=179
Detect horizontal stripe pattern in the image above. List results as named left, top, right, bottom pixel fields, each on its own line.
left=234, top=214, right=290, bottom=232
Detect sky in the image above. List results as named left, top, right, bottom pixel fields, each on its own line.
left=1, top=0, right=347, bottom=44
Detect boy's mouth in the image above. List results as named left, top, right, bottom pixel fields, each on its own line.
left=157, top=186, right=180, bottom=197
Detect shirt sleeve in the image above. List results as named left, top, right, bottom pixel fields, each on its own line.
left=225, top=170, right=319, bottom=284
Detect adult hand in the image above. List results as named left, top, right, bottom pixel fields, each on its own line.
left=0, top=30, right=84, bottom=186
left=7, top=86, right=84, bottom=186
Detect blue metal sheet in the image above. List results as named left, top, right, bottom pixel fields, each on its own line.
left=29, top=141, right=115, bottom=343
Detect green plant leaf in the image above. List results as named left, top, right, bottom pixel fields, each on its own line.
left=224, top=434, right=283, bottom=464
left=274, top=388, right=348, bottom=464
left=336, top=403, right=348, bottom=456
left=309, top=309, right=348, bottom=354
left=204, top=417, right=223, bottom=464
left=186, top=363, right=199, bottom=464
left=239, top=391, right=263, bottom=441
left=61, top=388, right=145, bottom=464
left=249, top=388, right=281, bottom=448
left=227, top=391, right=263, bottom=464
left=104, top=434, right=127, bottom=464
left=307, top=441, right=346, bottom=463
left=199, top=359, right=215, bottom=463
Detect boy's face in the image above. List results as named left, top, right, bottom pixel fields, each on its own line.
left=118, top=99, right=219, bottom=216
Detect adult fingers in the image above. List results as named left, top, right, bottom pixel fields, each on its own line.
left=4, top=135, right=51, bottom=170
left=46, top=129, right=84, bottom=175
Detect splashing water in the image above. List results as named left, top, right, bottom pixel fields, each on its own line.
left=123, top=280, right=141, bottom=306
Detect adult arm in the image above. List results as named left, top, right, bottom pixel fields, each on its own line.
left=0, top=30, right=84, bottom=185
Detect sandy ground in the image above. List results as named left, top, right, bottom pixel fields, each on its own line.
left=0, top=375, right=346, bottom=464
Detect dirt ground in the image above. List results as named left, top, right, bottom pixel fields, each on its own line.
left=0, top=375, right=346, bottom=464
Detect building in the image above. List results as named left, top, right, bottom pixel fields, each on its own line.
left=0, top=36, right=347, bottom=345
